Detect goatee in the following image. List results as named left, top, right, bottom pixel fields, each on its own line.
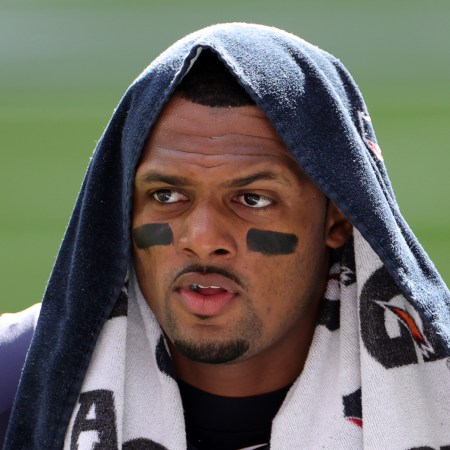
left=173, top=339, right=249, bottom=364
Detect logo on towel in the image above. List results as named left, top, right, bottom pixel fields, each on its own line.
left=318, top=244, right=356, bottom=332
left=343, top=388, right=362, bottom=428
left=357, top=111, right=383, bottom=161
left=71, top=389, right=169, bottom=449
left=360, top=267, right=447, bottom=368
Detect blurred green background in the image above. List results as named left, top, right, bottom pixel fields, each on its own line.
left=1, top=0, right=449, bottom=312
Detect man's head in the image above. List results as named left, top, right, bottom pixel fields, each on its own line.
left=131, top=51, right=352, bottom=369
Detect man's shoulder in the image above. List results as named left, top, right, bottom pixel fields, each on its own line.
left=0, top=303, right=41, bottom=446
left=0, top=302, right=42, bottom=392
left=0, top=303, right=41, bottom=343
left=0, top=302, right=41, bottom=388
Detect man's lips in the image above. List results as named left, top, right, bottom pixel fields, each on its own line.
left=174, top=273, right=240, bottom=317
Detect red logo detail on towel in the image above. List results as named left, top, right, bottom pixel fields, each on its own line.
left=382, top=305, right=433, bottom=358
left=348, top=417, right=363, bottom=428
left=366, top=139, right=382, bottom=159
left=360, top=267, right=447, bottom=368
left=357, top=111, right=383, bottom=161
left=343, top=388, right=363, bottom=428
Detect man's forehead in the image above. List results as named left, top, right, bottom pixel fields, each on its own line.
left=142, top=94, right=294, bottom=159
left=134, top=102, right=313, bottom=190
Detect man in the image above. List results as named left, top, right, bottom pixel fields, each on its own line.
left=2, top=23, right=449, bottom=449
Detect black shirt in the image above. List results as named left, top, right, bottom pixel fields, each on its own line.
left=178, top=379, right=291, bottom=450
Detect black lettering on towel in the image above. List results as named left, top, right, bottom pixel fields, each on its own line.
left=360, top=266, right=447, bottom=368
left=71, top=390, right=118, bottom=449
left=123, top=438, right=169, bottom=449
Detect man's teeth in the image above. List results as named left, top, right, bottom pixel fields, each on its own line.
left=189, top=284, right=221, bottom=291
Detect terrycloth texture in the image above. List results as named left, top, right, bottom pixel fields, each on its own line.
left=64, top=232, right=450, bottom=449
left=4, top=23, right=450, bottom=448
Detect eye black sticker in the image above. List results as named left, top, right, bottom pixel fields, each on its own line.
left=247, top=228, right=298, bottom=255
left=132, top=223, right=173, bottom=249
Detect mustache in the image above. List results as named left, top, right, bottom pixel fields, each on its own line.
left=173, top=264, right=246, bottom=290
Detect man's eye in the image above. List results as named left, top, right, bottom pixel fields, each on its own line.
left=237, top=193, right=273, bottom=208
left=152, top=189, right=187, bottom=204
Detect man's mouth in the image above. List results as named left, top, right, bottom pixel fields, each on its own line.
left=189, top=284, right=227, bottom=295
left=174, top=273, right=240, bottom=317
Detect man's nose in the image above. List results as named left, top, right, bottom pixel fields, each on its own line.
left=176, top=201, right=238, bottom=260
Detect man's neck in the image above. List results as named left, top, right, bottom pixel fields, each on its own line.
left=177, top=379, right=291, bottom=450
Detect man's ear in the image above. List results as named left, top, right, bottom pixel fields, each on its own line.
left=324, top=201, right=353, bottom=249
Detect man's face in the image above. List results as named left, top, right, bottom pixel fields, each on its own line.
left=132, top=95, right=347, bottom=366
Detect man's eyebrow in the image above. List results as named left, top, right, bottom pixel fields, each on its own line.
left=224, top=171, right=292, bottom=188
left=136, top=172, right=191, bottom=186
left=136, top=170, right=293, bottom=188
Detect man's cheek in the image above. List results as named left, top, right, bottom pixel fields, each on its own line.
left=132, top=223, right=173, bottom=249
left=246, top=228, right=298, bottom=255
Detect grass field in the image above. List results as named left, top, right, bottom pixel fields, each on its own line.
left=1, top=0, right=449, bottom=312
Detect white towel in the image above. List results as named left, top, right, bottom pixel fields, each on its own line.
left=65, top=230, right=450, bottom=449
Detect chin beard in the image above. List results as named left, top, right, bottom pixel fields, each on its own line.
left=173, top=339, right=249, bottom=364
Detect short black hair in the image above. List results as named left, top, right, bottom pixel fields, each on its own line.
left=176, top=49, right=256, bottom=107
